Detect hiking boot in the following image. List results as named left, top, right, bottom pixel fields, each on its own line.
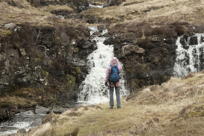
left=110, top=106, right=113, bottom=109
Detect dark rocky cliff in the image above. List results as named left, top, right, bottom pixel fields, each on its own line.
left=0, top=20, right=95, bottom=122
left=0, top=0, right=99, bottom=121
left=106, top=23, right=204, bottom=91
left=0, top=23, right=94, bottom=105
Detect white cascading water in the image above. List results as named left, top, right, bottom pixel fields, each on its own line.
left=89, top=3, right=104, bottom=8
left=174, top=34, right=204, bottom=77
left=78, top=26, right=128, bottom=105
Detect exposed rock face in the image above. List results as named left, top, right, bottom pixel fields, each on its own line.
left=106, top=23, right=204, bottom=91
left=121, top=44, right=145, bottom=56
left=0, top=23, right=93, bottom=108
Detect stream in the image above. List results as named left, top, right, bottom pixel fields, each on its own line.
left=0, top=110, right=46, bottom=136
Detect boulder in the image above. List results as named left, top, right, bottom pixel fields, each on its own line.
left=106, top=0, right=125, bottom=6
left=122, top=44, right=145, bottom=56
left=4, top=23, right=16, bottom=30
left=35, top=106, right=50, bottom=114
left=52, top=106, right=67, bottom=114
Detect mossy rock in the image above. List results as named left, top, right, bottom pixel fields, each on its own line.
left=66, top=74, right=76, bottom=89
left=75, top=67, right=81, bottom=74
left=42, top=70, right=49, bottom=77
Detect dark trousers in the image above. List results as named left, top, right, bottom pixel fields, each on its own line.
left=109, top=85, right=121, bottom=108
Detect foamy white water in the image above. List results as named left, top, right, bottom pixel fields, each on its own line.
left=0, top=110, right=45, bottom=136
left=78, top=26, right=128, bottom=105
left=174, top=34, right=204, bottom=77
left=0, top=120, right=32, bottom=136
left=89, top=3, right=104, bottom=8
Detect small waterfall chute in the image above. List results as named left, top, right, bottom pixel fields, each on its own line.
left=78, top=26, right=128, bottom=105
left=174, top=34, right=204, bottom=77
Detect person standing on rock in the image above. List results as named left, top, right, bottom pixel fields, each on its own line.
left=105, top=57, right=122, bottom=109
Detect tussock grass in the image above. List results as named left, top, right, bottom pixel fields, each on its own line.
left=0, top=96, right=36, bottom=108
left=39, top=5, right=74, bottom=13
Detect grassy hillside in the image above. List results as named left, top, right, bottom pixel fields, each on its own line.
left=82, top=0, right=204, bottom=25
left=21, top=71, right=204, bottom=136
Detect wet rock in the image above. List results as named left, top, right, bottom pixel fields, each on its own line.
left=31, top=118, right=43, bottom=127
left=77, top=40, right=95, bottom=49
left=19, top=48, right=26, bottom=56
left=106, top=0, right=124, bottom=6
left=97, top=25, right=106, bottom=33
left=18, top=128, right=27, bottom=134
left=52, top=106, right=67, bottom=114
left=0, top=109, right=11, bottom=121
left=35, top=106, right=50, bottom=114
left=0, top=107, right=17, bottom=122
left=17, top=110, right=35, bottom=117
left=122, top=44, right=145, bottom=56
left=70, top=58, right=86, bottom=67
left=201, top=36, right=204, bottom=43
left=189, top=36, right=198, bottom=45
left=180, top=35, right=189, bottom=49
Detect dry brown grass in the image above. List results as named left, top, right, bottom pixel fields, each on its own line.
left=0, top=1, right=52, bottom=28
left=0, top=0, right=88, bottom=37
left=39, top=5, right=74, bottom=13
left=18, top=72, right=204, bottom=136
left=0, top=96, right=36, bottom=108
left=82, top=0, right=204, bottom=25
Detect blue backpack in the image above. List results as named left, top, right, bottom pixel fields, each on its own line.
left=109, top=65, right=121, bottom=82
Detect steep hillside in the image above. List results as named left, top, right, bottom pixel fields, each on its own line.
left=19, top=71, right=204, bottom=136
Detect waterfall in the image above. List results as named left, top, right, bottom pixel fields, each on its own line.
left=174, top=34, right=204, bottom=77
left=78, top=26, right=128, bottom=105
